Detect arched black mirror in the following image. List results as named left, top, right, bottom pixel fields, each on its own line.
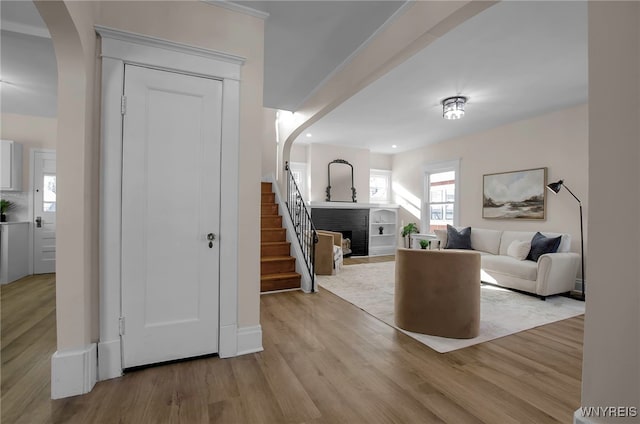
left=326, top=159, right=356, bottom=202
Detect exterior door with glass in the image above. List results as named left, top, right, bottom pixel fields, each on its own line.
left=33, top=150, right=56, bottom=274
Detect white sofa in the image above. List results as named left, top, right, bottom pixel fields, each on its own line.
left=435, top=228, right=580, bottom=299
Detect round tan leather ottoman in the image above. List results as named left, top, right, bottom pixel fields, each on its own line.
left=394, top=248, right=481, bottom=339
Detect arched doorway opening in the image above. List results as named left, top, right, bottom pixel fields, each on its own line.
left=33, top=0, right=99, bottom=399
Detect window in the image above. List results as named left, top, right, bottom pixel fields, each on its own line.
left=43, top=174, right=56, bottom=212
left=422, top=160, right=459, bottom=233
left=370, top=169, right=391, bottom=203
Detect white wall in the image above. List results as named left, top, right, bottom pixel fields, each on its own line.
left=308, top=143, right=371, bottom=203
left=287, top=144, right=392, bottom=203
left=37, top=0, right=267, bottom=355
left=580, top=3, right=639, bottom=422
left=261, top=108, right=278, bottom=178
left=371, top=152, right=392, bottom=170
left=37, top=0, right=101, bottom=350
left=98, top=1, right=267, bottom=329
left=392, top=104, right=589, bottom=258
left=290, top=143, right=308, bottom=163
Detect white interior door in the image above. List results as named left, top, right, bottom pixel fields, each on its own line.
left=121, top=64, right=222, bottom=368
left=33, top=151, right=56, bottom=274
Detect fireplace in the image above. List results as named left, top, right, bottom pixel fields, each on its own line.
left=339, top=231, right=353, bottom=257
left=311, top=208, right=369, bottom=256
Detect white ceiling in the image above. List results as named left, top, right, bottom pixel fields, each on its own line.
left=297, top=1, right=588, bottom=154
left=236, top=1, right=406, bottom=111
left=0, top=1, right=588, bottom=156
left=1, top=0, right=56, bottom=118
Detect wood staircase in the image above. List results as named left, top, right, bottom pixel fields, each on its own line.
left=260, top=182, right=301, bottom=292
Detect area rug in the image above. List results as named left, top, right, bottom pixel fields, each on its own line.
left=317, top=261, right=585, bottom=353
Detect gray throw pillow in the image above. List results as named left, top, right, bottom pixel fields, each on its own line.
left=526, top=232, right=561, bottom=261
left=445, top=225, right=472, bottom=250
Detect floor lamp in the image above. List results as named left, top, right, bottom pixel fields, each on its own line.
left=547, top=180, right=585, bottom=300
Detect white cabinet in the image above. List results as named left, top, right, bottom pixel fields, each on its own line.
left=0, top=140, right=23, bottom=191
left=0, top=222, right=30, bottom=284
left=369, top=207, right=398, bottom=256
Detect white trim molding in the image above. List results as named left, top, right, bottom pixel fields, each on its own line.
left=97, top=339, right=121, bottom=381
left=575, top=278, right=584, bottom=293
left=97, top=26, right=244, bottom=384
left=95, top=26, right=245, bottom=66
left=202, top=0, right=270, bottom=20
left=237, top=325, right=264, bottom=355
left=1, top=21, right=51, bottom=39
left=218, top=324, right=238, bottom=358
left=421, top=158, right=461, bottom=234
left=51, top=344, right=97, bottom=399
left=574, top=410, right=591, bottom=424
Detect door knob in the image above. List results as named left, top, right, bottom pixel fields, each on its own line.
left=36, top=216, right=42, bottom=228
left=207, top=233, right=216, bottom=248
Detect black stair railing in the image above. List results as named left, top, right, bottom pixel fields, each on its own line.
left=285, top=162, right=318, bottom=291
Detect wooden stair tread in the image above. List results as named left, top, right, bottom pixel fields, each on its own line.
left=261, top=228, right=286, bottom=234
left=260, top=181, right=300, bottom=292
left=260, top=272, right=300, bottom=281
left=260, top=273, right=301, bottom=292
left=261, top=256, right=295, bottom=262
left=261, top=241, right=292, bottom=258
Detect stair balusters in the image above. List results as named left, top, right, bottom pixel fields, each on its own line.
left=285, top=162, right=318, bottom=292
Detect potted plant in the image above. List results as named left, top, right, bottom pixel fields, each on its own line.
left=419, top=239, right=430, bottom=250
left=0, top=199, right=15, bottom=222
left=401, top=222, right=419, bottom=248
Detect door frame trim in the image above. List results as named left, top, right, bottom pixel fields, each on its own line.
left=97, top=26, right=245, bottom=380
left=29, top=148, right=56, bottom=275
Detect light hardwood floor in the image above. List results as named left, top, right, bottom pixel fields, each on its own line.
left=2, top=272, right=584, bottom=423
left=343, top=255, right=395, bottom=265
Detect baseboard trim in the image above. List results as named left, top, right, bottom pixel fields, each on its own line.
left=51, top=344, right=97, bottom=399
left=97, top=339, right=122, bottom=381
left=260, top=288, right=301, bottom=295
left=574, top=408, right=600, bottom=424
left=574, top=278, right=584, bottom=293
left=219, top=323, right=238, bottom=358
left=237, top=325, right=263, bottom=355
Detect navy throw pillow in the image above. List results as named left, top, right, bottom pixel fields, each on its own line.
left=445, top=225, right=472, bottom=250
left=526, top=232, right=561, bottom=262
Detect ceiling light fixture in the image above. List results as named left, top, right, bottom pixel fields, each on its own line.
left=441, top=96, right=467, bottom=120
left=392, top=145, right=397, bottom=149
left=306, top=133, right=312, bottom=138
